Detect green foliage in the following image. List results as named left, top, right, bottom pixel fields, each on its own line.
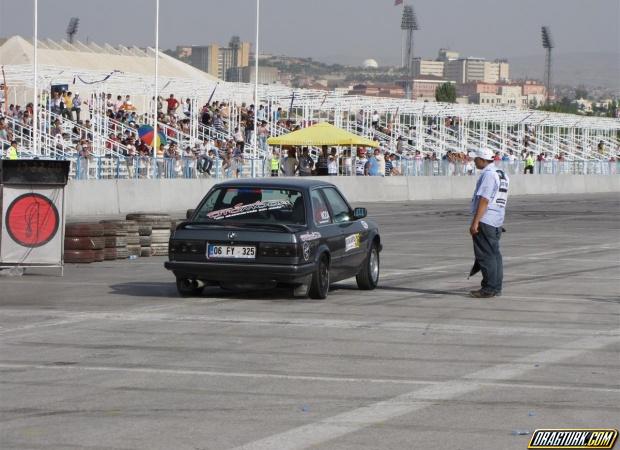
left=538, top=97, right=619, bottom=118
left=537, top=97, right=579, bottom=114
left=435, top=83, right=456, bottom=103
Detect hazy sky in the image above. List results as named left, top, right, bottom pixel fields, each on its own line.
left=1, top=0, right=618, bottom=65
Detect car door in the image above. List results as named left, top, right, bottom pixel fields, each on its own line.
left=320, top=187, right=368, bottom=278
left=309, top=188, right=345, bottom=277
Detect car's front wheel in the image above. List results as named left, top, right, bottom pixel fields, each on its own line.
left=176, top=277, right=204, bottom=297
left=356, top=243, right=379, bottom=290
left=309, top=255, right=330, bottom=299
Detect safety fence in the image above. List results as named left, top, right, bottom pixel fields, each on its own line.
left=56, top=157, right=620, bottom=180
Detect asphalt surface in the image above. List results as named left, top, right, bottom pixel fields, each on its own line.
left=1, top=193, right=619, bottom=450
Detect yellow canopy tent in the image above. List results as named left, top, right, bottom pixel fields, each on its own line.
left=267, top=122, right=379, bottom=148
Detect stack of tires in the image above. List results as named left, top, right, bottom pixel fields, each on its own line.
left=64, top=223, right=105, bottom=263
left=126, top=213, right=172, bottom=257
left=100, top=220, right=130, bottom=260
left=125, top=220, right=141, bottom=258
left=138, top=223, right=153, bottom=257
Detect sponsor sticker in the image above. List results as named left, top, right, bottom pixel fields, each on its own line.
left=207, top=200, right=292, bottom=220
left=299, top=231, right=321, bottom=242
left=360, top=220, right=369, bottom=230
left=345, top=233, right=361, bottom=252
left=302, top=241, right=311, bottom=261
left=318, top=210, right=331, bottom=224
left=528, top=429, right=618, bottom=449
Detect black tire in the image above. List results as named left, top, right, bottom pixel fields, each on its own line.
left=127, top=245, right=141, bottom=257
left=139, top=236, right=152, bottom=246
left=64, top=249, right=96, bottom=263
left=104, top=248, right=118, bottom=260
left=138, top=225, right=153, bottom=236
left=100, top=219, right=132, bottom=227
left=176, top=277, right=204, bottom=297
left=126, top=233, right=140, bottom=245
left=93, top=249, right=105, bottom=262
left=102, top=223, right=127, bottom=237
left=126, top=222, right=139, bottom=233
left=356, top=243, right=380, bottom=290
left=64, top=236, right=105, bottom=250
left=65, top=223, right=104, bottom=237
left=308, top=255, right=330, bottom=299
left=105, top=236, right=128, bottom=248
left=151, top=244, right=168, bottom=256
left=151, top=221, right=172, bottom=230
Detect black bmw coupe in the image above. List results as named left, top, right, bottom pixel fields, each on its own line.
left=165, top=178, right=381, bottom=299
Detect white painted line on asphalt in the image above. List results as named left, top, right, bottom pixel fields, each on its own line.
left=1, top=310, right=617, bottom=339
left=0, top=302, right=206, bottom=337
left=511, top=244, right=619, bottom=258
left=0, top=363, right=618, bottom=396
left=0, top=317, right=88, bottom=335
left=379, top=244, right=619, bottom=280
left=490, top=294, right=620, bottom=304
left=230, top=330, right=620, bottom=450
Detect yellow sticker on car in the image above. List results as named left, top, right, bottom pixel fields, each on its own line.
left=345, top=233, right=361, bottom=252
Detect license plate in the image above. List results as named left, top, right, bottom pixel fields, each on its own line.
left=207, top=244, right=256, bottom=259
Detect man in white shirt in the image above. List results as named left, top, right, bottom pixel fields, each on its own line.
left=257, top=105, right=267, bottom=122
left=469, top=148, right=510, bottom=298
left=371, top=111, right=380, bottom=128
left=233, top=127, right=245, bottom=153
left=355, top=148, right=368, bottom=176
left=328, top=148, right=339, bottom=175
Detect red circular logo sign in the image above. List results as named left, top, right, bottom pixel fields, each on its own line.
left=5, top=193, right=60, bottom=248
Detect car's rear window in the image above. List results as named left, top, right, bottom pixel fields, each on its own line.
left=194, top=187, right=305, bottom=225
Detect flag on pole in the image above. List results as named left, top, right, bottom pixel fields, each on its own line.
left=394, top=0, right=403, bottom=5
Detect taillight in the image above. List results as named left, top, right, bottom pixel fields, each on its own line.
left=170, top=241, right=203, bottom=254
left=260, top=243, right=298, bottom=257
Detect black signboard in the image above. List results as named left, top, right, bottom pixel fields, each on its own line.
left=0, top=160, right=71, bottom=186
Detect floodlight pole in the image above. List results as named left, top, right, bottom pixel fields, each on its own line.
left=33, top=0, right=39, bottom=155
left=253, top=0, right=260, bottom=177
left=153, top=0, right=160, bottom=172
left=544, top=47, right=552, bottom=103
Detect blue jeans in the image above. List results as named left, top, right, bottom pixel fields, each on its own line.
left=472, top=222, right=503, bottom=293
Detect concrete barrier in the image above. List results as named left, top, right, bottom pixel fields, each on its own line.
left=66, top=175, right=619, bottom=218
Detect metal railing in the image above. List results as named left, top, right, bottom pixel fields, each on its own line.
left=6, top=155, right=614, bottom=180
left=396, top=159, right=619, bottom=177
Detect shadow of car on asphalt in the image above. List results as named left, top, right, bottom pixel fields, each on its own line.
left=108, top=282, right=326, bottom=302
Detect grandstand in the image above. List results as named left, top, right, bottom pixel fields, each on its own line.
left=1, top=35, right=619, bottom=173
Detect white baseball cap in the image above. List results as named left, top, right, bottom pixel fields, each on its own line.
left=469, top=149, right=495, bottom=161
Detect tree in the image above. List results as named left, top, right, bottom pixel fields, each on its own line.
left=435, top=83, right=456, bottom=103
left=608, top=100, right=618, bottom=118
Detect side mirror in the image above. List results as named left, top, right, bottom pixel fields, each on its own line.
left=186, top=209, right=195, bottom=219
left=353, top=207, right=367, bottom=220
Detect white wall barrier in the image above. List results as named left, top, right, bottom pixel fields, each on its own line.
left=66, top=175, right=620, bottom=218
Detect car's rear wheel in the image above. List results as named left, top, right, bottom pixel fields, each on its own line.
left=356, top=243, right=379, bottom=290
left=176, top=277, right=204, bottom=297
left=308, top=255, right=330, bottom=299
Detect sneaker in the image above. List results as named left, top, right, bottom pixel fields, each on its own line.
left=469, top=289, right=496, bottom=298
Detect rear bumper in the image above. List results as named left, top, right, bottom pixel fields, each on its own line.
left=164, top=260, right=316, bottom=284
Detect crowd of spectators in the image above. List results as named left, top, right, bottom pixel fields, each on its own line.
left=1, top=93, right=618, bottom=179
